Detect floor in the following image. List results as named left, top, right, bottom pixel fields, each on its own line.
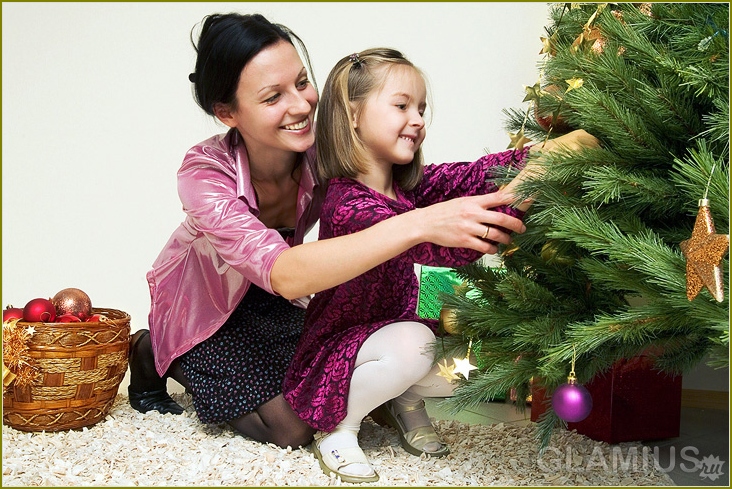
left=424, top=397, right=730, bottom=486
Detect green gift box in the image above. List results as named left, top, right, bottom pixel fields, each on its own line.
left=416, top=265, right=461, bottom=319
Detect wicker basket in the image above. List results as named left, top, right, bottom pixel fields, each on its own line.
left=3, top=307, right=130, bottom=432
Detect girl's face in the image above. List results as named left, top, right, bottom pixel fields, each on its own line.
left=354, top=65, right=426, bottom=169
left=216, top=40, right=318, bottom=162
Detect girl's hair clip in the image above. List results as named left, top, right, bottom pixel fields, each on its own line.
left=349, top=53, right=362, bottom=68
left=188, top=72, right=197, bottom=83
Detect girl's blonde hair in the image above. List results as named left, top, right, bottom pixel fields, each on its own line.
left=316, top=48, right=427, bottom=191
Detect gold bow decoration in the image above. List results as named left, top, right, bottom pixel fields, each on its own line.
left=2, top=319, right=39, bottom=394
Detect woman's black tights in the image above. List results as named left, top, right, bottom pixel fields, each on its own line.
left=166, top=362, right=315, bottom=449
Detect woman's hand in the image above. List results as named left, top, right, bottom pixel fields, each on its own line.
left=272, top=192, right=523, bottom=299
left=412, top=192, right=526, bottom=255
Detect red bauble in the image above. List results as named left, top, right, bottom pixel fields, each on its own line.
left=3, top=306, right=24, bottom=322
left=533, top=84, right=571, bottom=133
left=55, top=313, right=82, bottom=323
left=23, top=298, right=57, bottom=322
left=534, top=111, right=553, bottom=132
left=552, top=378, right=593, bottom=422
left=52, top=288, right=93, bottom=321
left=87, top=313, right=106, bottom=322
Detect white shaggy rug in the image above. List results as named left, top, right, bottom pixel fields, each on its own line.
left=2, top=393, right=674, bottom=486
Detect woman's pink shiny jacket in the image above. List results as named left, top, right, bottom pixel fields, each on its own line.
left=146, top=128, right=322, bottom=376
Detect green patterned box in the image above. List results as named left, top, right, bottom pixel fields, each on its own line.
left=416, top=265, right=461, bottom=319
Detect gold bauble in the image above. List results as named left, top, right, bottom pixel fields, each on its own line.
left=439, top=307, right=459, bottom=335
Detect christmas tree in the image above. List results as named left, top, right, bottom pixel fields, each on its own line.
left=437, top=2, right=729, bottom=447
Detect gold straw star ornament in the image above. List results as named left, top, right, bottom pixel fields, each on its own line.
left=436, top=359, right=459, bottom=382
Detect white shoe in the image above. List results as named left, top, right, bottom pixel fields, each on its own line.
left=311, top=431, right=379, bottom=483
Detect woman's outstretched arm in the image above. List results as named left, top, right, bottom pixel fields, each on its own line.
left=271, top=191, right=524, bottom=299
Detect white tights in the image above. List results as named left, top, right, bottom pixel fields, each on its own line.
left=319, top=322, right=455, bottom=476
left=342, top=321, right=455, bottom=427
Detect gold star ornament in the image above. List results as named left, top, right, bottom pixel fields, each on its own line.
left=565, top=78, right=584, bottom=93
left=539, top=34, right=558, bottom=56
left=679, top=199, right=729, bottom=302
left=507, top=128, right=532, bottom=151
left=522, top=82, right=545, bottom=103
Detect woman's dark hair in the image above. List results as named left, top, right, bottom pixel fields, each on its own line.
left=189, top=13, right=316, bottom=116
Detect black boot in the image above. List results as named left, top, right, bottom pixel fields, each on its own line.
left=128, top=329, right=184, bottom=415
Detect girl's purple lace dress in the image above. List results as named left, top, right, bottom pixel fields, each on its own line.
left=283, top=150, right=526, bottom=431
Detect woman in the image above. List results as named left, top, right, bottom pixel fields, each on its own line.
left=128, top=12, right=589, bottom=450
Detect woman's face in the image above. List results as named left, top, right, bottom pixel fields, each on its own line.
left=218, top=40, right=318, bottom=161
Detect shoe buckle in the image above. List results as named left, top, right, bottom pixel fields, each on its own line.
left=331, top=449, right=346, bottom=464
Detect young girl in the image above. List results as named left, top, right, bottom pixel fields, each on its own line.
left=283, top=48, right=597, bottom=482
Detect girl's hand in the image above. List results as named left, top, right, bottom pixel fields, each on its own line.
left=414, top=192, right=526, bottom=255
left=530, top=129, right=600, bottom=153
left=502, top=129, right=600, bottom=211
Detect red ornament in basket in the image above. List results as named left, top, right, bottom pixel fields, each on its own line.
left=22, top=298, right=56, bottom=322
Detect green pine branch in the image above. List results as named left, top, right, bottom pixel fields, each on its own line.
left=441, top=2, right=729, bottom=450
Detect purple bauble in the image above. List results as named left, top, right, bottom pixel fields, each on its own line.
left=552, top=381, right=593, bottom=422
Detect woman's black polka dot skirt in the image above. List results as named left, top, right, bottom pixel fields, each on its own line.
left=178, top=284, right=305, bottom=424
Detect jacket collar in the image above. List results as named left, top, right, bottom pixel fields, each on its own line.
left=228, top=128, right=323, bottom=241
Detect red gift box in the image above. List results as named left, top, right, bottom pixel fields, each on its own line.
left=531, top=355, right=682, bottom=444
